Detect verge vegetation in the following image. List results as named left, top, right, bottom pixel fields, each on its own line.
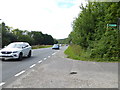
left=32, top=45, right=52, bottom=49
left=65, top=2, right=120, bottom=62
left=65, top=45, right=119, bottom=62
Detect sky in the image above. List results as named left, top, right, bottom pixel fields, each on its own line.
left=0, top=0, right=87, bottom=39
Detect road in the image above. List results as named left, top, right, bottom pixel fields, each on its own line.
left=1, top=46, right=118, bottom=88
left=2, top=47, right=60, bottom=86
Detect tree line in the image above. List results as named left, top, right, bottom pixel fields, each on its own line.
left=68, top=2, right=120, bottom=61
left=1, top=22, right=58, bottom=47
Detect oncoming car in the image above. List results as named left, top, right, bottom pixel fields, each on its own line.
left=52, top=44, right=60, bottom=50
left=0, top=42, right=32, bottom=60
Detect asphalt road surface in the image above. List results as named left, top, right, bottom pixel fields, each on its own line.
left=2, top=47, right=59, bottom=86
left=1, top=46, right=118, bottom=88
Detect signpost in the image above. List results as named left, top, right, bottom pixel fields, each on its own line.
left=107, top=24, right=117, bottom=27
left=118, top=18, right=120, bottom=59
left=107, top=23, right=117, bottom=31
left=0, top=19, right=2, bottom=50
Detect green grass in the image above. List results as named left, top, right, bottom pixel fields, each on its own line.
left=32, top=45, right=52, bottom=49
left=64, top=45, right=119, bottom=62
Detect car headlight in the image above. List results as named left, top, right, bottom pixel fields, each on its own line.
left=13, top=51, right=18, bottom=53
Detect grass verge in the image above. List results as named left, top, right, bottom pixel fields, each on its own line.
left=64, top=45, right=119, bottom=62
left=32, top=45, right=52, bottom=49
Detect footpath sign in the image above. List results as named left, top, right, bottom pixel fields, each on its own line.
left=107, top=23, right=117, bottom=31
left=107, top=24, right=117, bottom=27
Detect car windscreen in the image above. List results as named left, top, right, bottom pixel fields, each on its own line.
left=6, top=43, right=23, bottom=48
left=53, top=44, right=58, bottom=47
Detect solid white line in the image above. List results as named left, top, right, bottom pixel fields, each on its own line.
left=0, top=82, right=5, bottom=86
left=38, top=60, right=42, bottom=63
left=30, top=64, right=36, bottom=68
left=15, top=70, right=25, bottom=77
left=44, top=58, right=47, bottom=60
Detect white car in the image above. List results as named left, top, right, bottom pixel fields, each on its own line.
left=0, top=42, right=32, bottom=60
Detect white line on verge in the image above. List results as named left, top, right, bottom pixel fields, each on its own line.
left=0, top=82, right=5, bottom=86
left=38, top=60, right=42, bottom=63
left=15, top=70, right=25, bottom=77
left=30, top=64, right=36, bottom=68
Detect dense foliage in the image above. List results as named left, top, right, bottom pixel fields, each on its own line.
left=68, top=2, right=120, bottom=61
left=58, top=38, right=69, bottom=44
left=0, top=22, right=58, bottom=47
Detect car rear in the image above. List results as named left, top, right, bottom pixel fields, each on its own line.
left=52, top=44, right=59, bottom=50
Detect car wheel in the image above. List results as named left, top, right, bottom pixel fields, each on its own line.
left=27, top=50, right=31, bottom=58
left=1, top=58, right=5, bottom=61
left=18, top=53, right=23, bottom=61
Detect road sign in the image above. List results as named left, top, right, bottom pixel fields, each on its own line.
left=107, top=24, right=117, bottom=27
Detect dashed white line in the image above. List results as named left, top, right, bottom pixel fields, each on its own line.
left=44, top=58, right=47, bottom=60
left=30, top=64, right=36, bottom=68
left=38, top=60, right=42, bottom=63
left=52, top=53, right=56, bottom=55
left=0, top=82, right=5, bottom=86
left=48, top=56, right=50, bottom=58
left=15, top=70, right=25, bottom=77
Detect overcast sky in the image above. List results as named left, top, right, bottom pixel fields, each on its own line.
left=0, top=0, right=87, bottom=39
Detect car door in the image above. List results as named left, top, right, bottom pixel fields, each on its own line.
left=22, top=44, right=28, bottom=56
left=25, top=44, right=30, bottom=56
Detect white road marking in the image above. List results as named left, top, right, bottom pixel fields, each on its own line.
left=38, top=60, right=42, bottom=63
left=48, top=56, right=50, bottom=58
left=52, top=53, right=56, bottom=55
left=15, top=70, right=25, bottom=77
left=30, top=64, right=36, bottom=68
left=0, top=82, right=5, bottom=86
left=44, top=58, right=47, bottom=60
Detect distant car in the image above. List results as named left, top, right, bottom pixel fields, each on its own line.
left=0, top=42, right=32, bottom=60
left=59, top=44, right=62, bottom=47
left=52, top=44, right=60, bottom=50
left=66, top=44, right=68, bottom=46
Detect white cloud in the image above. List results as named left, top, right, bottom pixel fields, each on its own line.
left=0, top=0, right=86, bottom=39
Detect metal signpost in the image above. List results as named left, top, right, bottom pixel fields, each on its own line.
left=107, top=24, right=117, bottom=31
left=107, top=19, right=120, bottom=60
left=118, top=18, right=120, bottom=59
left=0, top=19, right=2, bottom=90
left=0, top=19, right=2, bottom=49
left=108, top=24, right=117, bottom=27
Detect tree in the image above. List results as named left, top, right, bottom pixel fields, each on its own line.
left=43, top=34, right=54, bottom=45
left=68, top=2, right=120, bottom=61
left=31, top=31, right=44, bottom=45
left=2, top=22, right=17, bottom=47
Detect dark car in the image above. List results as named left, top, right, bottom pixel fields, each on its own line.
left=52, top=44, right=59, bottom=50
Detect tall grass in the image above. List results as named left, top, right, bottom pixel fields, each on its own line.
left=64, top=45, right=88, bottom=60
left=64, top=45, right=118, bottom=62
